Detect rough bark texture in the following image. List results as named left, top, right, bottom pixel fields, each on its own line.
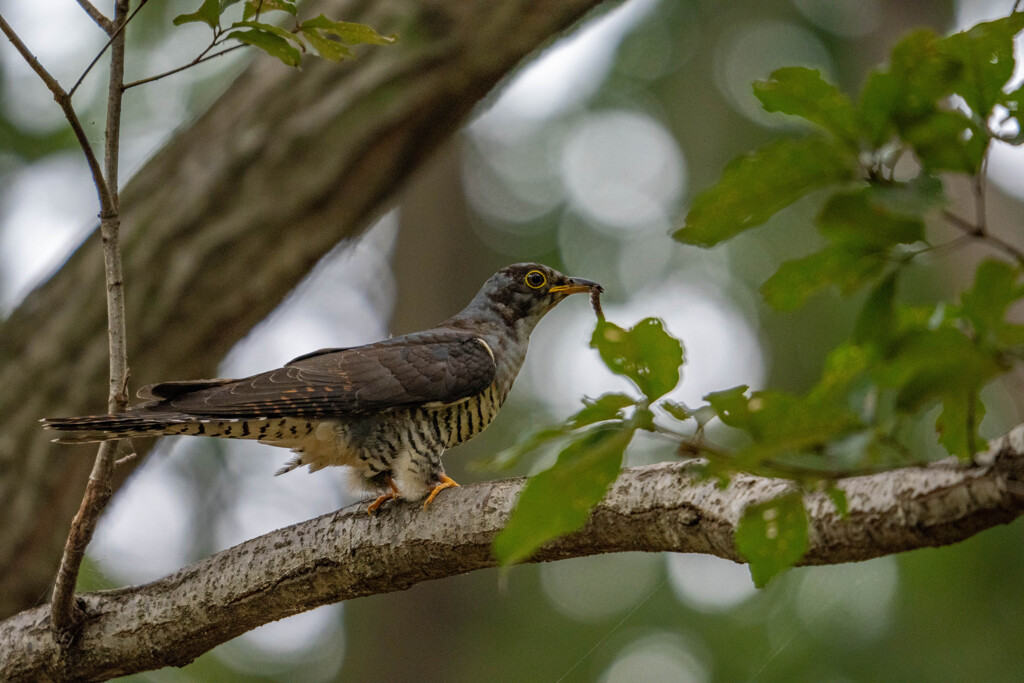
left=2, top=426, right=1023, bottom=681
left=0, top=0, right=606, bottom=618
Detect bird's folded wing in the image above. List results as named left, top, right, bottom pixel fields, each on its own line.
left=145, top=336, right=497, bottom=418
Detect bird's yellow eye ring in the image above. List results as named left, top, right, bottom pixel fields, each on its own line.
left=525, top=270, right=547, bottom=289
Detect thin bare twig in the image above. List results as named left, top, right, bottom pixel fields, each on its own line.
left=68, top=0, right=150, bottom=98
left=0, top=13, right=112, bottom=211
left=941, top=143, right=1024, bottom=267
left=977, top=149, right=989, bottom=230
left=49, top=0, right=132, bottom=642
left=123, top=43, right=245, bottom=90
left=942, top=209, right=1024, bottom=267
left=75, top=0, right=113, bottom=34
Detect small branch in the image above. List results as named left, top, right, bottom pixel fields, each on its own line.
left=68, top=0, right=150, bottom=98
left=47, top=442, right=117, bottom=641
left=940, top=143, right=1024, bottom=268
left=122, top=43, right=246, bottom=90
left=49, top=0, right=132, bottom=643
left=3, top=426, right=1024, bottom=680
left=98, top=0, right=130, bottom=413
left=942, top=209, right=1024, bottom=267
left=975, top=144, right=990, bottom=235
left=75, top=0, right=113, bottom=34
left=0, top=13, right=112, bottom=211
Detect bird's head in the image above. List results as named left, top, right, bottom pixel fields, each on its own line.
left=466, top=263, right=603, bottom=331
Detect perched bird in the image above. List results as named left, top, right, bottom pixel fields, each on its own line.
left=43, top=263, right=601, bottom=512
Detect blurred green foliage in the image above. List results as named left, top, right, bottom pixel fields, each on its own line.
left=502, top=10, right=1024, bottom=587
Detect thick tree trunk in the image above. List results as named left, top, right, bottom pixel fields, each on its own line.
left=2, top=426, right=1023, bottom=681
left=0, top=0, right=606, bottom=617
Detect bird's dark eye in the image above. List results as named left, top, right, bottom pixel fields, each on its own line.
left=525, top=270, right=546, bottom=289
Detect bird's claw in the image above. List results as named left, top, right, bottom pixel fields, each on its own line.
left=366, top=475, right=401, bottom=515
left=423, top=474, right=460, bottom=509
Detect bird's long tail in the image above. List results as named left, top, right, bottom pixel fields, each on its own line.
left=41, top=413, right=243, bottom=444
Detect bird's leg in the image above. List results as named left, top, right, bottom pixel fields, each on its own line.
left=423, top=474, right=460, bottom=509
left=366, top=475, right=401, bottom=515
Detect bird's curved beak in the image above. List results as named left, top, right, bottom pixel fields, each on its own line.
left=549, top=277, right=603, bottom=295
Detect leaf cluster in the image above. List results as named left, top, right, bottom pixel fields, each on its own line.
left=497, top=13, right=1024, bottom=586
left=174, top=0, right=395, bottom=66
left=492, top=318, right=683, bottom=564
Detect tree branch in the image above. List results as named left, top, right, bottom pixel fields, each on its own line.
left=0, top=13, right=112, bottom=211
left=68, top=0, right=150, bottom=98
left=74, top=0, right=113, bottom=34
left=3, top=425, right=1024, bottom=680
left=122, top=44, right=246, bottom=90
left=48, top=0, right=132, bottom=641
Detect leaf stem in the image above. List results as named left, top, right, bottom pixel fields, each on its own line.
left=652, top=422, right=931, bottom=481
left=122, top=43, right=245, bottom=90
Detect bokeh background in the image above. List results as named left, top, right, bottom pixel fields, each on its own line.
left=2, top=0, right=1024, bottom=680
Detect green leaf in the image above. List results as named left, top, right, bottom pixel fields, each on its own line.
left=817, top=189, right=925, bottom=248
left=903, top=110, right=987, bottom=174
left=475, top=426, right=570, bottom=472
left=754, top=67, right=859, bottom=147
left=868, top=174, right=946, bottom=216
left=493, top=425, right=634, bottom=565
left=299, top=14, right=396, bottom=45
left=813, top=343, right=873, bottom=401
left=230, top=20, right=304, bottom=47
left=590, top=318, right=684, bottom=401
left=703, top=385, right=751, bottom=430
left=858, top=69, right=900, bottom=147
left=936, top=391, right=987, bottom=459
left=242, top=0, right=297, bottom=20
left=228, top=28, right=302, bottom=66
left=633, top=406, right=656, bottom=431
left=886, top=29, right=960, bottom=121
left=939, top=13, right=1024, bottom=119
left=736, top=390, right=860, bottom=460
left=862, top=27, right=997, bottom=173
left=571, top=393, right=636, bottom=428
left=174, top=0, right=222, bottom=28
left=673, top=137, right=855, bottom=247
left=877, top=327, right=1001, bottom=411
left=476, top=393, right=636, bottom=472
left=853, top=271, right=898, bottom=345
left=300, top=28, right=354, bottom=61
left=858, top=30, right=959, bottom=145
left=661, top=400, right=693, bottom=422
left=1005, top=84, right=1024, bottom=144
left=761, top=245, right=885, bottom=311
left=959, top=259, right=1022, bottom=344
left=735, top=491, right=809, bottom=587
left=825, top=484, right=849, bottom=517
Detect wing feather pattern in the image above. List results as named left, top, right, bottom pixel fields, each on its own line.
left=140, top=333, right=496, bottom=418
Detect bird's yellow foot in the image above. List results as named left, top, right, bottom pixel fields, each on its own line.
left=367, top=475, right=401, bottom=515
left=423, top=474, right=460, bottom=509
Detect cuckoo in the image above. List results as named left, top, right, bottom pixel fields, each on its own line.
left=43, top=263, right=602, bottom=512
